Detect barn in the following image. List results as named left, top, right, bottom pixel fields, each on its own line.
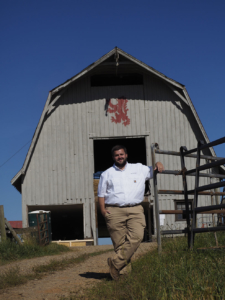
left=11, top=47, right=221, bottom=244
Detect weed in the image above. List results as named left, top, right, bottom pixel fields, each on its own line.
left=0, top=240, right=70, bottom=265
left=0, top=266, right=37, bottom=290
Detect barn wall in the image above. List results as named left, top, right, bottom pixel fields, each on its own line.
left=143, top=74, right=212, bottom=229
left=22, top=77, right=95, bottom=239
left=22, top=73, right=213, bottom=235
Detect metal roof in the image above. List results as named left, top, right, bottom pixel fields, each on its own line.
left=8, top=221, right=22, bottom=229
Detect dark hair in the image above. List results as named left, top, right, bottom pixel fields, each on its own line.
left=111, top=145, right=127, bottom=156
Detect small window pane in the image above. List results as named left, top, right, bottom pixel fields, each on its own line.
left=175, top=201, right=192, bottom=221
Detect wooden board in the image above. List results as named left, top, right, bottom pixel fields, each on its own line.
left=52, top=239, right=94, bottom=247
left=71, top=241, right=86, bottom=247
left=14, top=227, right=38, bottom=234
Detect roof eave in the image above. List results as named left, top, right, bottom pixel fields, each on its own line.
left=117, top=48, right=185, bottom=89
left=50, top=47, right=185, bottom=96
left=50, top=48, right=117, bottom=95
left=11, top=170, right=23, bottom=193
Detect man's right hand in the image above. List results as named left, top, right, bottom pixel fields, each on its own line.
left=101, top=209, right=111, bottom=217
left=99, top=197, right=111, bottom=217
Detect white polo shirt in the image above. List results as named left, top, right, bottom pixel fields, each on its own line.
left=98, top=162, right=153, bottom=206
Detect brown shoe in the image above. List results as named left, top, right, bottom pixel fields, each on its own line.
left=107, top=258, right=120, bottom=281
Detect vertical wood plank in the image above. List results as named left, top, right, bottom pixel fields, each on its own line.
left=51, top=103, right=57, bottom=204
left=73, top=86, right=79, bottom=200
left=56, top=99, right=63, bottom=204
left=82, top=102, right=88, bottom=199
left=77, top=102, right=84, bottom=199
left=43, top=117, right=49, bottom=204
left=65, top=96, right=71, bottom=202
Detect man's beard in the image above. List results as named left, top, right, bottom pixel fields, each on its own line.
left=114, top=158, right=127, bottom=168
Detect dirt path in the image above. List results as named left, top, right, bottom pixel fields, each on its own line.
left=0, top=242, right=157, bottom=300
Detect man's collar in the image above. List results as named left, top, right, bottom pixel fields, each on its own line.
left=113, top=162, right=128, bottom=171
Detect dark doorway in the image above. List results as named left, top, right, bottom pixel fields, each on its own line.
left=143, top=202, right=154, bottom=238
left=28, top=205, right=84, bottom=241
left=94, top=137, right=147, bottom=173
left=94, top=137, right=148, bottom=239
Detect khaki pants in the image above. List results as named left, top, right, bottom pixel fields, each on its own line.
left=104, top=204, right=146, bottom=271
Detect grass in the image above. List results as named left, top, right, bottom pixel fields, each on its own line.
left=0, top=267, right=39, bottom=290
left=33, top=249, right=113, bottom=274
left=0, top=248, right=113, bottom=290
left=0, top=239, right=70, bottom=265
left=64, top=232, right=225, bottom=300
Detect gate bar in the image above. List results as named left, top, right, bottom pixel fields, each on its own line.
left=194, top=204, right=225, bottom=213
left=159, top=209, right=225, bottom=214
left=193, top=226, right=225, bottom=233
left=188, top=181, right=225, bottom=194
left=159, top=170, right=225, bottom=179
left=183, top=136, right=225, bottom=156
left=186, top=158, right=225, bottom=175
left=158, top=190, right=225, bottom=196
left=155, top=149, right=224, bottom=161
left=199, top=136, right=225, bottom=150
left=162, top=229, right=188, bottom=235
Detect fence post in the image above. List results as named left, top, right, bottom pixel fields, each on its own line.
left=180, top=146, right=191, bottom=249
left=148, top=205, right=152, bottom=241
left=95, top=201, right=98, bottom=245
left=0, top=205, right=6, bottom=242
left=151, top=143, right=161, bottom=253
left=4, top=219, right=22, bottom=245
left=209, top=167, right=218, bottom=247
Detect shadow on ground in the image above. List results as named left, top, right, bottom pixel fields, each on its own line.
left=79, top=272, right=111, bottom=280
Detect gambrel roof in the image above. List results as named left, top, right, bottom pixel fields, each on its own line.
left=11, top=47, right=220, bottom=192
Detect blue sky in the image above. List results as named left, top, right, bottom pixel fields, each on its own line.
left=1, top=0, right=225, bottom=222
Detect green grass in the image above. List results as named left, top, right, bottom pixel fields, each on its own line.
left=0, top=248, right=113, bottom=290
left=0, top=239, right=70, bottom=265
left=66, top=232, right=225, bottom=300
left=0, top=267, right=39, bottom=290
left=33, top=249, right=113, bottom=274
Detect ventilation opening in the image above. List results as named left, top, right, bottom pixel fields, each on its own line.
left=93, top=137, right=153, bottom=239
left=91, top=73, right=143, bottom=87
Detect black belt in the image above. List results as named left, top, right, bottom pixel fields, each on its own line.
left=106, top=204, right=141, bottom=208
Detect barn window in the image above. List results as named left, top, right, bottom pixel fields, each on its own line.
left=175, top=201, right=192, bottom=221
left=91, top=73, right=143, bottom=86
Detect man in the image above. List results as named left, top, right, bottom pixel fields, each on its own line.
left=98, top=145, right=164, bottom=280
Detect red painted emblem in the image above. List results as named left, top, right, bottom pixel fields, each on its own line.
left=107, top=98, right=130, bottom=126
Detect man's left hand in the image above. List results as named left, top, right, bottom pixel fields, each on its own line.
left=154, top=162, right=165, bottom=173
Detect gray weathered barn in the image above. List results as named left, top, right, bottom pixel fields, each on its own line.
left=11, top=47, right=222, bottom=244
